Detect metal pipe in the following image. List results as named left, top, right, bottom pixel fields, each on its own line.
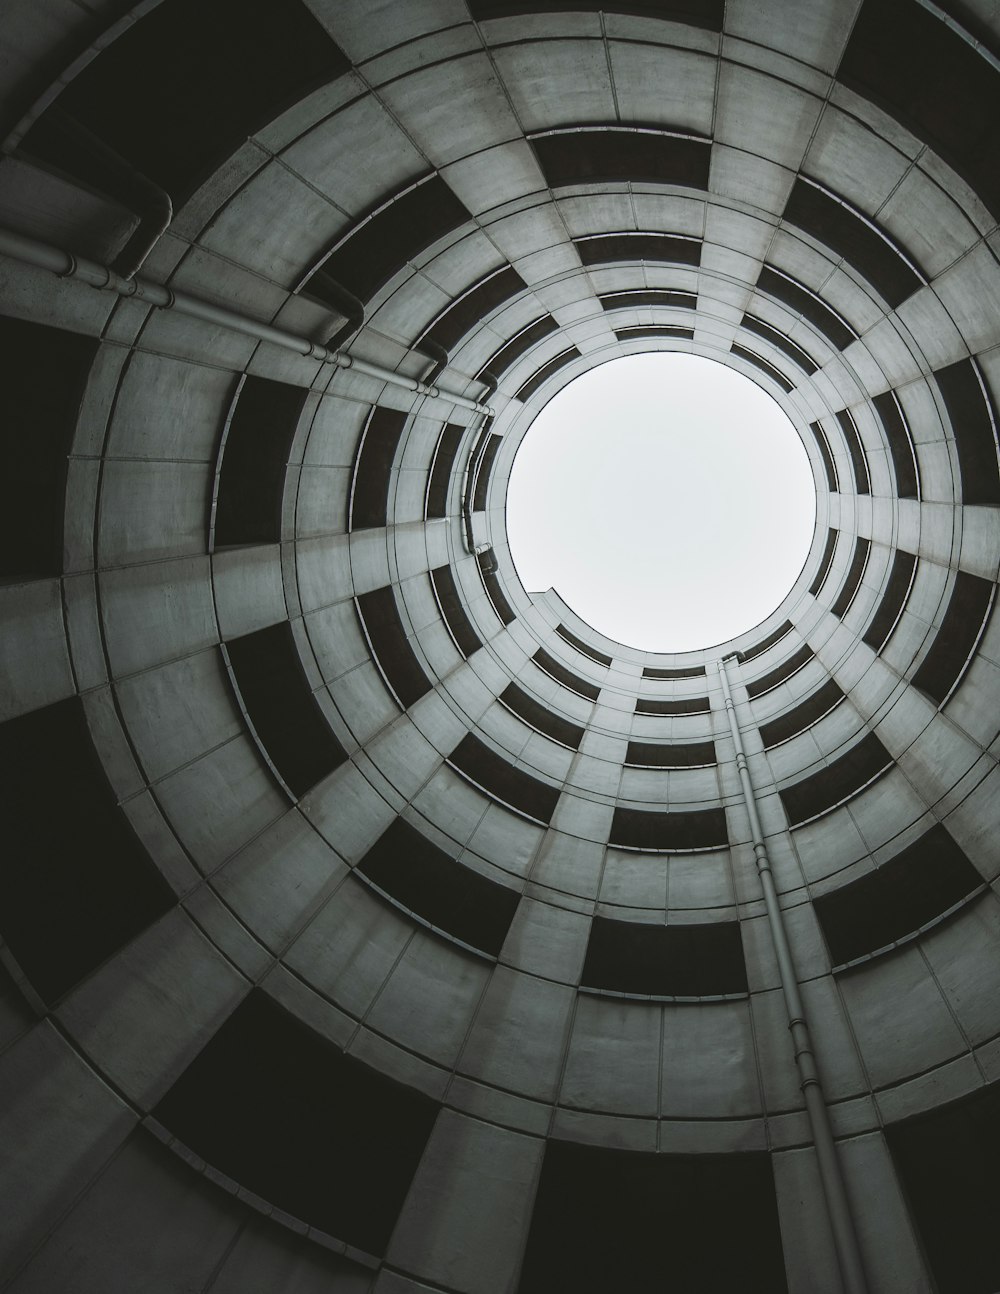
left=716, top=655, right=869, bottom=1294
left=0, top=224, right=493, bottom=416
left=113, top=178, right=172, bottom=279
left=460, top=411, right=493, bottom=553
left=304, top=271, right=365, bottom=350
left=20, top=107, right=174, bottom=278
left=460, top=370, right=499, bottom=552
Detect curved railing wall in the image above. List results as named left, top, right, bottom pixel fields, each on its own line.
left=1, top=2, right=999, bottom=1291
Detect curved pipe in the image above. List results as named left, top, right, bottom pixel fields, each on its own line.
left=314, top=275, right=365, bottom=349
left=112, top=180, right=171, bottom=279
left=0, top=224, right=495, bottom=416
left=416, top=337, right=449, bottom=387
left=18, top=107, right=174, bottom=279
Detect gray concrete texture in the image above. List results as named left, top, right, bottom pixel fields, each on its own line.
left=1, top=0, right=999, bottom=1291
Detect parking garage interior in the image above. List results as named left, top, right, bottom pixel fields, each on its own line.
left=2, top=1, right=1000, bottom=1290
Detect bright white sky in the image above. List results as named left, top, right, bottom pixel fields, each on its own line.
left=506, top=353, right=816, bottom=652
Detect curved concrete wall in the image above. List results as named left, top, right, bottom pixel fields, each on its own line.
left=1, top=2, right=999, bottom=1291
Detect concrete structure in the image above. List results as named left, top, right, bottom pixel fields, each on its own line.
left=1, top=2, right=999, bottom=1290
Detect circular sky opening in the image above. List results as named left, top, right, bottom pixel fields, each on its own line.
left=505, top=353, right=817, bottom=653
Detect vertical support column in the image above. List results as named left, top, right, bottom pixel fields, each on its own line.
left=382, top=1109, right=544, bottom=1294
left=717, top=655, right=869, bottom=1294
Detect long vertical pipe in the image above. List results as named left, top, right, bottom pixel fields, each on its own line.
left=717, top=654, right=868, bottom=1294
left=460, top=411, right=493, bottom=554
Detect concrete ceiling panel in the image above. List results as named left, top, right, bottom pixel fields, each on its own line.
left=441, top=139, right=547, bottom=215
left=375, top=54, right=523, bottom=168
left=715, top=62, right=825, bottom=171
left=804, top=105, right=913, bottom=215
left=314, top=0, right=470, bottom=63
left=279, top=94, right=429, bottom=218
left=607, top=41, right=716, bottom=136
left=491, top=38, right=615, bottom=130
left=724, top=0, right=863, bottom=74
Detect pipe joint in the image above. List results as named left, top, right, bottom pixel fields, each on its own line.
left=0, top=224, right=495, bottom=413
